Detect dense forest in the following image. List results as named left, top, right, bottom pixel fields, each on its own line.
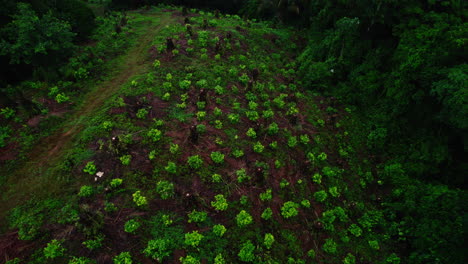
left=0, top=0, right=466, bottom=263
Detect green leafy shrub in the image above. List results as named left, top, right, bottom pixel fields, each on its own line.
left=280, top=179, right=290, bottom=189
left=301, top=200, right=311, bottom=208
left=211, top=194, right=229, bottom=211
left=329, top=186, right=340, bottom=197
left=238, top=240, right=255, bottom=262
left=213, top=224, right=227, bottom=237
left=113, top=252, right=132, bottom=264
left=264, top=233, right=275, bottom=249
left=78, top=185, right=93, bottom=197
left=184, top=231, right=204, bottom=247
left=82, top=236, right=103, bottom=250
left=368, top=240, right=380, bottom=250
left=43, top=239, right=65, bottom=259
left=262, top=109, right=274, bottom=119
left=312, top=173, right=322, bottom=184
left=343, top=253, right=356, bottom=264
left=214, top=254, right=225, bottom=264
left=156, top=181, right=175, bottom=200
left=0, top=107, right=15, bottom=119
left=83, top=161, right=97, bottom=175
left=143, top=239, right=172, bottom=261
left=267, top=123, right=279, bottom=135
left=104, top=202, right=118, bottom=213
left=253, top=141, right=264, bottom=153
left=132, top=191, right=147, bottom=207
left=136, top=108, right=149, bottom=119
left=213, top=107, right=223, bottom=117
left=68, top=256, right=95, bottom=264
left=232, top=148, right=244, bottom=158
left=211, top=173, right=222, bottom=183
left=147, top=129, right=162, bottom=142
left=180, top=255, right=200, bottom=264
left=236, top=168, right=250, bottom=183
left=214, top=85, right=225, bottom=95
left=187, top=155, right=203, bottom=169
left=124, top=219, right=141, bottom=234
left=259, top=189, right=272, bottom=202
left=348, top=224, right=363, bottom=237
left=214, top=120, right=223, bottom=129
left=119, top=155, right=131, bottom=165
left=245, top=110, right=259, bottom=121
left=188, top=210, right=207, bottom=223
left=228, top=113, right=240, bottom=123
left=236, top=210, right=253, bottom=227
left=281, top=201, right=299, bottom=219
left=261, top=208, right=273, bottom=220
left=165, top=162, right=177, bottom=174
left=169, top=143, right=179, bottom=154
left=323, top=238, right=337, bottom=255
left=210, top=151, right=225, bottom=164
left=300, top=134, right=310, bottom=144
left=246, top=128, right=256, bottom=138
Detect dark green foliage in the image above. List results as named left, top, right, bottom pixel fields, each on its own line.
left=8, top=198, right=78, bottom=240
left=0, top=3, right=76, bottom=66
left=52, top=0, right=96, bottom=40
left=384, top=173, right=467, bottom=264
left=296, top=0, right=467, bottom=187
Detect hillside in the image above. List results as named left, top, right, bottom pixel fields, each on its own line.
left=0, top=4, right=464, bottom=264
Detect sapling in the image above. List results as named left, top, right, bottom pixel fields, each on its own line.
left=196, top=101, right=206, bottom=109
left=236, top=168, right=250, bottom=183
left=214, top=120, right=223, bottom=129
left=147, top=129, right=162, bottom=142
left=287, top=136, right=298, bottom=147
left=246, top=110, right=259, bottom=121
left=253, top=141, right=264, bottom=153
left=314, top=190, right=328, bottom=203
left=261, top=208, right=273, bottom=220
left=259, top=189, right=272, bottom=202
left=281, top=201, right=299, bottom=219
left=212, top=224, right=226, bottom=237
left=165, top=162, right=177, bottom=174
left=78, top=186, right=93, bottom=197
left=211, top=173, right=222, bottom=183
left=156, top=181, right=175, bottom=199
left=246, top=128, right=256, bottom=138
left=236, top=210, right=253, bottom=227
left=132, top=191, right=147, bottom=207
left=264, top=233, right=275, bottom=249
left=210, top=151, right=225, bottom=164
left=169, top=143, right=179, bottom=154
left=232, top=148, right=244, bottom=158
left=211, top=194, right=228, bottom=211
left=43, top=239, right=65, bottom=259
left=110, top=178, right=123, bottom=188
left=184, top=231, right=204, bottom=247
left=187, top=210, right=207, bottom=223
left=113, top=252, right=132, bottom=264
left=124, top=219, right=141, bottom=234
left=83, top=161, right=97, bottom=175
left=240, top=195, right=248, bottom=205
left=238, top=240, right=255, bottom=262
left=119, top=155, right=131, bottom=165
left=187, top=155, right=203, bottom=169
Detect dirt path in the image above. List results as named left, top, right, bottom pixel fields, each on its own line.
left=0, top=13, right=174, bottom=226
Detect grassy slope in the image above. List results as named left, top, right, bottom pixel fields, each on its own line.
left=1, top=6, right=396, bottom=264
left=0, top=11, right=175, bottom=229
